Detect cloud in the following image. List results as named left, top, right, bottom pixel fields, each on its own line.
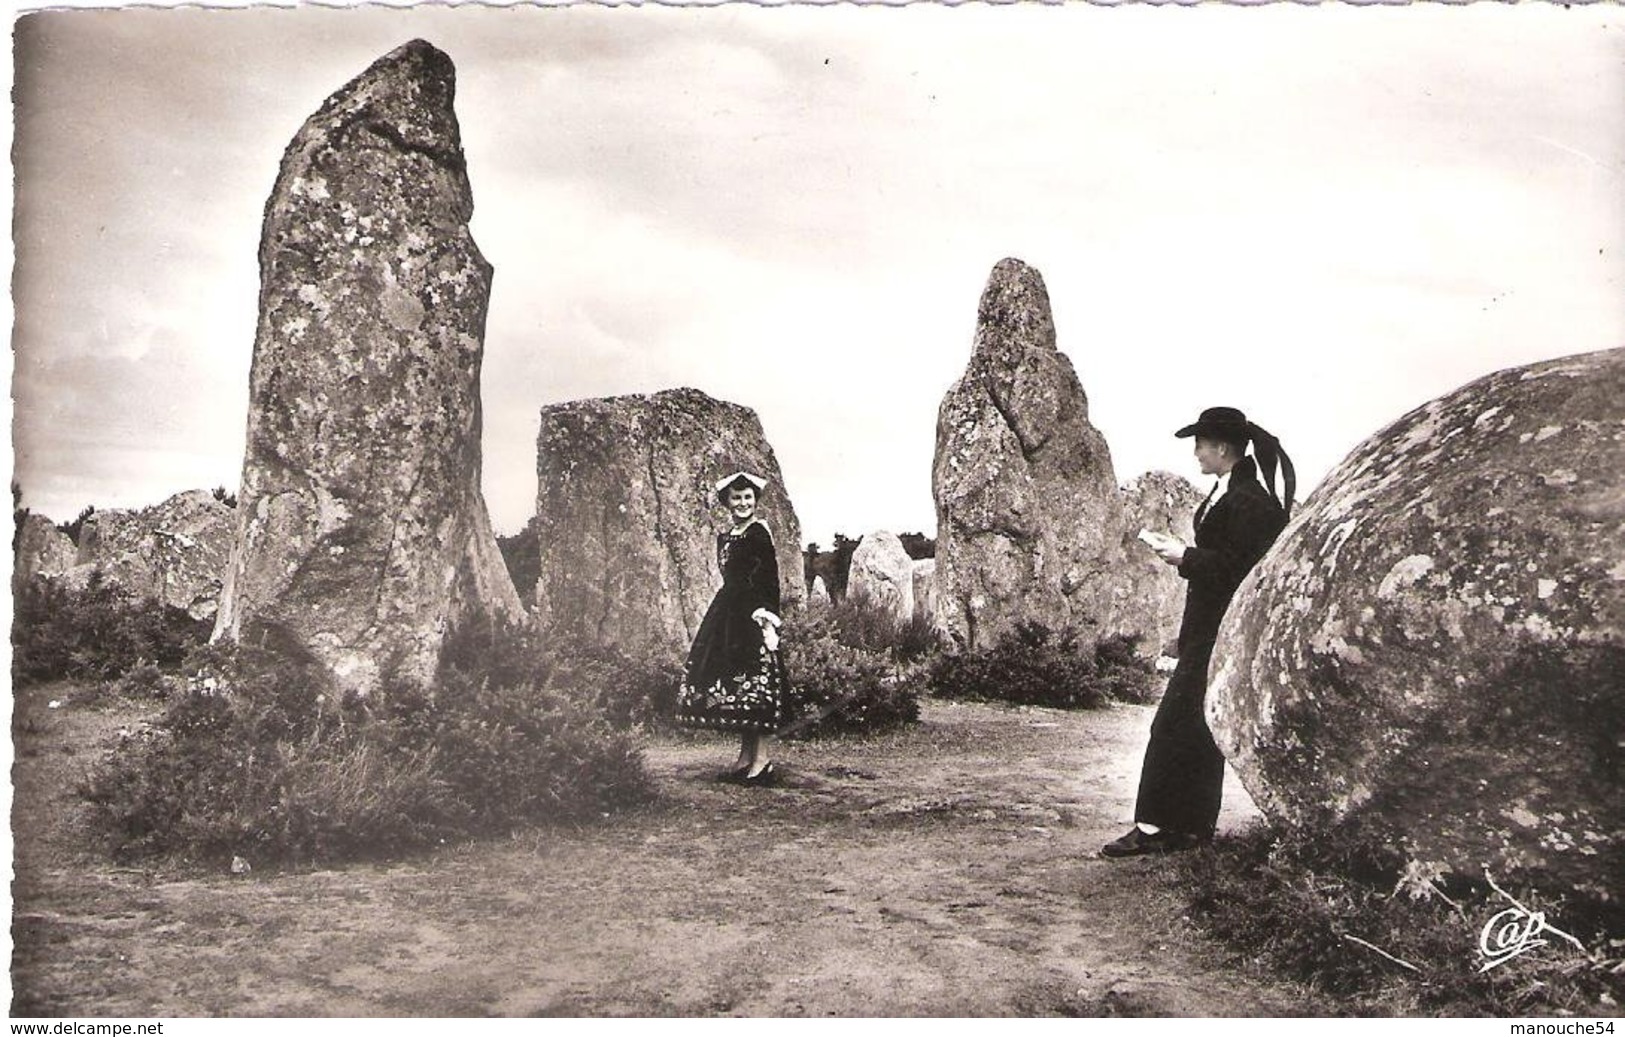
left=11, top=3, right=1623, bottom=546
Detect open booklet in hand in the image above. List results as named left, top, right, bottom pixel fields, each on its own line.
left=1137, top=528, right=1184, bottom=553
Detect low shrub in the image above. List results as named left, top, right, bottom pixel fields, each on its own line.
left=109, top=661, right=180, bottom=701
left=777, top=598, right=927, bottom=739
left=821, top=590, right=945, bottom=664
left=781, top=628, right=923, bottom=739
left=927, top=623, right=1157, bottom=709
left=83, top=632, right=657, bottom=868
left=11, top=574, right=211, bottom=686
left=438, top=620, right=681, bottom=732
left=1172, top=822, right=1625, bottom=1015
left=67, top=660, right=188, bottom=711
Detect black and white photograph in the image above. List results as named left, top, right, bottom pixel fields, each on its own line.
left=8, top=0, right=1623, bottom=1019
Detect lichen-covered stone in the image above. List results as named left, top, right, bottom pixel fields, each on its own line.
left=52, top=490, right=234, bottom=620
left=533, top=387, right=803, bottom=656
left=911, top=557, right=941, bottom=628
left=13, top=512, right=77, bottom=587
left=1210, top=346, right=1625, bottom=905
left=213, top=40, right=522, bottom=695
left=848, top=530, right=914, bottom=621
left=1120, top=470, right=1205, bottom=656
left=932, top=258, right=1132, bottom=651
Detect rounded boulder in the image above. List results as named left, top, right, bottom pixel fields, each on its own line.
left=1209, top=347, right=1624, bottom=905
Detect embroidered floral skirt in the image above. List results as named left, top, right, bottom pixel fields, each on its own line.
left=676, top=644, right=788, bottom=733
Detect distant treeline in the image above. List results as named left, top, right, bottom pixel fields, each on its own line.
left=494, top=521, right=933, bottom=603
left=805, top=532, right=934, bottom=600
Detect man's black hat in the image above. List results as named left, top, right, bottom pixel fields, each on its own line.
left=1171, top=405, right=1299, bottom=519
left=1175, top=406, right=1250, bottom=439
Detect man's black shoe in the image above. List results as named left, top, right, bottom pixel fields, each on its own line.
left=1100, top=826, right=1203, bottom=858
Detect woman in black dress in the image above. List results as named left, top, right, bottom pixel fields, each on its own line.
left=675, top=471, right=789, bottom=785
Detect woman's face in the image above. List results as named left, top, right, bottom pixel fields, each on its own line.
left=1193, top=437, right=1229, bottom=476
left=727, top=487, right=757, bottom=523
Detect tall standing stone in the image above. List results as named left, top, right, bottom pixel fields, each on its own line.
left=214, top=40, right=522, bottom=695
left=1210, top=347, right=1625, bottom=905
left=932, top=258, right=1132, bottom=651
left=533, top=387, right=804, bottom=656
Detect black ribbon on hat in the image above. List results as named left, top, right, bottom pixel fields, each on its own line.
left=1175, top=406, right=1296, bottom=520
left=1246, top=421, right=1297, bottom=520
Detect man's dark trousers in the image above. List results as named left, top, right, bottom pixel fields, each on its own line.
left=1133, top=640, right=1224, bottom=837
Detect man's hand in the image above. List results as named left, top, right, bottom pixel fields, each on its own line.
left=1139, top=528, right=1187, bottom=566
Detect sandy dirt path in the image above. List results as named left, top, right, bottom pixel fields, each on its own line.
left=11, top=688, right=1324, bottom=1016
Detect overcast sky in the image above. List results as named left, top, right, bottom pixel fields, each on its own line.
left=10, top=2, right=1623, bottom=546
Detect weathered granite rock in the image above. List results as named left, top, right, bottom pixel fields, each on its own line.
left=932, top=257, right=1132, bottom=651
left=810, top=575, right=830, bottom=603
left=213, top=40, right=522, bottom=695
left=911, top=557, right=947, bottom=632
left=1210, top=347, right=1625, bottom=905
left=848, top=531, right=915, bottom=621
left=53, top=491, right=235, bottom=619
left=13, top=513, right=77, bottom=585
left=533, top=387, right=804, bottom=655
left=1120, top=471, right=1205, bottom=656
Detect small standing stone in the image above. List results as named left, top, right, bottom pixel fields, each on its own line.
left=847, top=531, right=915, bottom=622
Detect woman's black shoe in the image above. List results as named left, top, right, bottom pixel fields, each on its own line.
left=740, top=763, right=778, bottom=787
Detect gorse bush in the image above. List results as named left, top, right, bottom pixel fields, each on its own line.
left=782, top=627, right=923, bottom=739
left=1173, top=822, right=1624, bottom=1015
left=438, top=620, right=682, bottom=732
left=779, top=596, right=928, bottom=739
left=387, top=674, right=653, bottom=836
left=83, top=632, right=656, bottom=868
left=927, top=623, right=1157, bottom=709
left=821, top=589, right=945, bottom=664
left=11, top=574, right=212, bottom=686
left=81, top=644, right=419, bottom=863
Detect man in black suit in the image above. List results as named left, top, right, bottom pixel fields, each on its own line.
left=1103, top=407, right=1294, bottom=858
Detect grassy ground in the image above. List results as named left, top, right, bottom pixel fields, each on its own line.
left=12, top=680, right=1330, bottom=1017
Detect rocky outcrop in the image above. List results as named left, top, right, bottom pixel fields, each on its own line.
left=533, top=387, right=803, bottom=655
left=213, top=40, right=522, bottom=696
left=847, top=531, right=914, bottom=621
left=51, top=491, right=235, bottom=619
left=932, top=258, right=1132, bottom=651
left=13, top=513, right=77, bottom=586
left=1210, top=347, right=1625, bottom=905
left=1120, top=471, right=1205, bottom=656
